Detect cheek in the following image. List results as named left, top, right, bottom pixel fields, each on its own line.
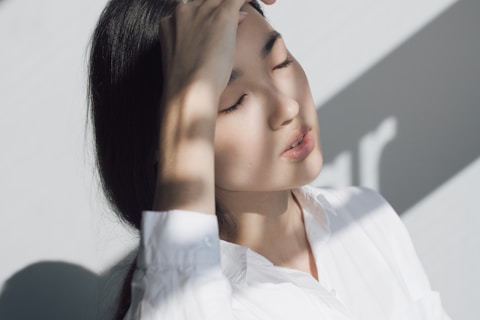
left=214, top=112, right=271, bottom=189
left=294, top=65, right=313, bottom=104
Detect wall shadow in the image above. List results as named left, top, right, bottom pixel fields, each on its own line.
left=0, top=253, right=141, bottom=320
left=317, top=0, right=480, bottom=213
left=0, top=262, right=98, bottom=320
left=97, top=249, right=138, bottom=320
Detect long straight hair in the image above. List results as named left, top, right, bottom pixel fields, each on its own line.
left=88, top=0, right=264, bottom=318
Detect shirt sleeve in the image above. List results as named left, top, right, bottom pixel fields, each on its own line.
left=123, top=210, right=236, bottom=320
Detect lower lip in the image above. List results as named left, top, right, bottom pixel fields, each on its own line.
left=281, top=131, right=314, bottom=161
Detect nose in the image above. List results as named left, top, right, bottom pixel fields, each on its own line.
left=267, top=88, right=300, bottom=130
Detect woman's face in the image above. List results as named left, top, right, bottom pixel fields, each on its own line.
left=214, top=4, right=323, bottom=193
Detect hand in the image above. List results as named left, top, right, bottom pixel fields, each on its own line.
left=159, top=0, right=274, bottom=105
left=154, top=0, right=275, bottom=213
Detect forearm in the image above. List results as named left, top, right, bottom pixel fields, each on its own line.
left=153, top=82, right=218, bottom=215
left=151, top=0, right=261, bottom=214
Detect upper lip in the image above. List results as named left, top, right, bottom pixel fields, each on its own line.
left=282, top=126, right=311, bottom=153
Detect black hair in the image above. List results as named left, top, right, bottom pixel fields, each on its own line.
left=89, top=0, right=263, bottom=231
left=88, top=0, right=263, bottom=318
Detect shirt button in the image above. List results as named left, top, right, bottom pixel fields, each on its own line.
left=203, top=236, right=213, bottom=247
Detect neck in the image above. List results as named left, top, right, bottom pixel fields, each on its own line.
left=217, top=188, right=317, bottom=279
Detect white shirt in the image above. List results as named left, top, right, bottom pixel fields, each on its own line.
left=125, top=186, right=451, bottom=319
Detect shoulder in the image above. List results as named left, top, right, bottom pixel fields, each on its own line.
left=303, top=186, right=449, bottom=315
left=308, top=185, right=391, bottom=210
left=308, top=185, right=430, bottom=288
left=303, top=185, right=406, bottom=245
left=304, top=185, right=396, bottom=221
left=307, top=186, right=418, bottom=278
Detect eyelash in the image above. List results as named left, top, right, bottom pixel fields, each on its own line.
left=222, top=94, right=247, bottom=114
left=273, top=58, right=293, bottom=70
left=221, top=58, right=293, bottom=114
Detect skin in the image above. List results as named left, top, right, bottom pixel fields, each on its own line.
left=153, top=0, right=322, bottom=279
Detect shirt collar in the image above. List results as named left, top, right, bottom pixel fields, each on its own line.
left=220, top=186, right=335, bottom=285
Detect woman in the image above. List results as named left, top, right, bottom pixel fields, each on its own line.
left=89, top=0, right=451, bottom=319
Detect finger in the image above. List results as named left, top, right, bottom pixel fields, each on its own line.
left=238, top=10, right=248, bottom=23
left=188, top=0, right=209, bottom=8
left=196, top=0, right=224, bottom=12
left=218, top=0, right=252, bottom=14
left=203, top=0, right=247, bottom=11
left=246, top=0, right=276, bottom=4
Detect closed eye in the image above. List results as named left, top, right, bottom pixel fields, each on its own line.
left=220, top=94, right=247, bottom=115
left=273, top=58, right=293, bottom=70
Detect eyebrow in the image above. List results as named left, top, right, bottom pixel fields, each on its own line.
left=262, top=31, right=282, bottom=58
left=228, top=69, right=241, bottom=85
left=227, top=31, right=282, bottom=86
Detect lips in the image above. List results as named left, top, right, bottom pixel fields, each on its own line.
left=288, top=134, right=305, bottom=150
left=283, top=127, right=310, bottom=153
left=281, top=127, right=315, bottom=161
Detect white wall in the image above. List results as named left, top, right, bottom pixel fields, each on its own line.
left=403, top=157, right=480, bottom=320
left=1, top=0, right=477, bottom=319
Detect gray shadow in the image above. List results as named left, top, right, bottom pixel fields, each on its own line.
left=97, top=249, right=138, bottom=320
left=317, top=0, right=480, bottom=213
left=0, top=262, right=98, bottom=320
left=0, top=255, right=142, bottom=320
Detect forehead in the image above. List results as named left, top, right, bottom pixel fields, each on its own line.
left=235, top=4, right=277, bottom=58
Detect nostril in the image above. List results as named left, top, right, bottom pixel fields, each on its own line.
left=281, top=118, right=293, bottom=127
